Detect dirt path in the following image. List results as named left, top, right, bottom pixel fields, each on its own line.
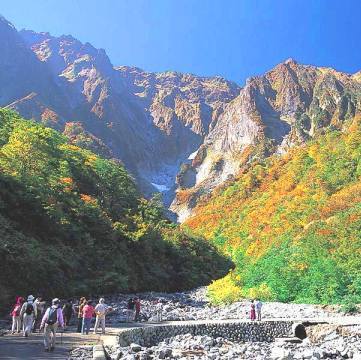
left=0, top=327, right=102, bottom=360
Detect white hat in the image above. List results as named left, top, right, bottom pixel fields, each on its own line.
left=52, top=298, right=60, bottom=305
left=27, top=295, right=35, bottom=301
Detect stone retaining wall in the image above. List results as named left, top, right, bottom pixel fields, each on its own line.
left=117, top=321, right=294, bottom=347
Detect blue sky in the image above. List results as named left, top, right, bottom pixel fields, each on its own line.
left=2, top=0, right=360, bottom=84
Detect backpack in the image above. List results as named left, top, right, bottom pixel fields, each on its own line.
left=25, top=303, right=34, bottom=315
left=46, top=308, right=58, bottom=325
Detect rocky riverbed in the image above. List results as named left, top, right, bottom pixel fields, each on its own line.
left=106, top=325, right=361, bottom=359
left=103, top=287, right=347, bottom=324
left=68, top=287, right=360, bottom=360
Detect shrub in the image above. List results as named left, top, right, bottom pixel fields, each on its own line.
left=244, top=283, right=274, bottom=301
left=207, top=272, right=243, bottom=305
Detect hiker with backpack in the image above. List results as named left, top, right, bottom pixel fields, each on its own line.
left=40, top=298, right=64, bottom=352
left=20, top=295, right=37, bottom=337
left=10, top=296, right=24, bottom=334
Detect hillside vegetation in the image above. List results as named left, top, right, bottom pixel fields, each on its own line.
left=186, top=117, right=361, bottom=305
left=0, top=109, right=230, bottom=306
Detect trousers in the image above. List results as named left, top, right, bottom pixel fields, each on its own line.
left=94, top=315, right=105, bottom=334
left=44, top=323, right=58, bottom=349
left=12, top=316, right=21, bottom=333
left=23, top=314, right=34, bottom=336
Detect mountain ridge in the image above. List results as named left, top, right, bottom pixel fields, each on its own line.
left=0, top=15, right=360, bottom=221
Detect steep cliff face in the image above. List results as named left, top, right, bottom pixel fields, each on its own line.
left=170, top=59, right=361, bottom=221
left=0, top=17, right=240, bottom=207
left=0, top=16, right=360, bottom=221
left=116, top=66, right=240, bottom=200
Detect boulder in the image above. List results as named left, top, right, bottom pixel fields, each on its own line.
left=130, top=343, right=142, bottom=352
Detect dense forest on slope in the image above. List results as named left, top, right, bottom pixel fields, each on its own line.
left=0, top=109, right=231, bottom=306
left=186, top=116, right=361, bottom=305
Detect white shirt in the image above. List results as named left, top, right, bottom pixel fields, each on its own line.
left=255, top=301, right=263, bottom=311
left=95, top=303, right=108, bottom=316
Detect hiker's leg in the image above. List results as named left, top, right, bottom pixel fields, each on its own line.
left=15, top=316, right=20, bottom=333
left=81, top=318, right=85, bottom=334
left=27, top=315, right=32, bottom=334
left=24, top=314, right=32, bottom=336
left=16, top=316, right=21, bottom=332
left=11, top=317, right=16, bottom=333
left=94, top=316, right=99, bottom=334
left=85, top=318, right=91, bottom=334
left=100, top=317, right=105, bottom=334
left=102, top=316, right=105, bottom=334
left=77, top=317, right=82, bottom=332
left=51, top=324, right=57, bottom=348
left=44, top=324, right=51, bottom=349
left=83, top=318, right=88, bottom=334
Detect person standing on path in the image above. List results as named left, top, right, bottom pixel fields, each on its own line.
left=126, top=298, right=135, bottom=323
left=76, top=297, right=86, bottom=333
left=20, top=295, right=37, bottom=337
left=33, top=297, right=46, bottom=332
left=255, top=299, right=263, bottom=321
left=250, top=300, right=256, bottom=321
left=40, top=298, right=64, bottom=352
left=93, top=298, right=110, bottom=334
left=134, top=297, right=141, bottom=322
left=10, top=296, right=24, bottom=334
left=82, top=300, right=95, bottom=335
left=62, top=299, right=73, bottom=327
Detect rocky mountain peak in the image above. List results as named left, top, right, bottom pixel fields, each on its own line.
left=20, top=29, right=113, bottom=77
left=0, top=17, right=360, bottom=222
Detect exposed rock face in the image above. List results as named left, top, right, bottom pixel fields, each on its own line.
left=170, top=59, right=361, bottom=221
left=0, top=16, right=360, bottom=221
left=115, top=67, right=240, bottom=203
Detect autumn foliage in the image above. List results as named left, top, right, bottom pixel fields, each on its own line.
left=186, top=117, right=361, bottom=304
left=0, top=109, right=230, bottom=306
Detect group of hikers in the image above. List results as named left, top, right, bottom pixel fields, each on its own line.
left=9, top=294, right=263, bottom=352
left=9, top=295, right=113, bottom=352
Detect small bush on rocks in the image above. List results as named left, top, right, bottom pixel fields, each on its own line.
left=207, top=272, right=243, bottom=305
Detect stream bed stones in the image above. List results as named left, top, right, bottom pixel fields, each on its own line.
left=104, top=288, right=349, bottom=325
left=107, top=325, right=361, bottom=360
left=68, top=288, right=360, bottom=360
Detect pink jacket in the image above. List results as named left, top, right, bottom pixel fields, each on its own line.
left=82, top=304, right=95, bottom=319
left=41, top=306, right=64, bottom=327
